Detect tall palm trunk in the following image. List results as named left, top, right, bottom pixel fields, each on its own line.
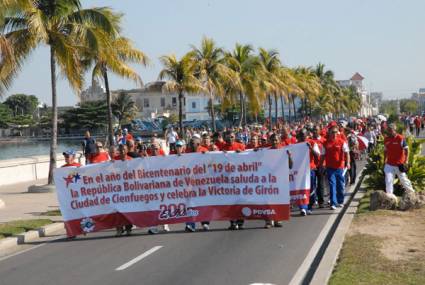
left=274, top=93, right=278, bottom=126
left=239, top=91, right=244, bottom=127
left=280, top=95, right=285, bottom=122
left=288, top=94, right=292, bottom=123
left=243, top=95, right=247, bottom=127
left=178, top=91, right=184, bottom=137
left=103, top=66, right=114, bottom=147
left=268, top=94, right=272, bottom=131
left=292, top=94, right=297, bottom=122
left=48, top=46, right=57, bottom=185
left=209, top=91, right=216, bottom=132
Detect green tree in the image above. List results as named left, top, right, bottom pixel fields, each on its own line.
left=159, top=54, right=203, bottom=136
left=111, top=92, right=137, bottom=128
left=190, top=37, right=236, bottom=131
left=400, top=99, right=419, bottom=115
left=0, top=0, right=121, bottom=184
left=379, top=100, right=398, bottom=115
left=0, top=103, right=12, bottom=128
left=3, top=94, right=38, bottom=117
left=61, top=101, right=107, bottom=131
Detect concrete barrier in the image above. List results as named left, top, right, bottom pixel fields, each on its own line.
left=0, top=154, right=67, bottom=186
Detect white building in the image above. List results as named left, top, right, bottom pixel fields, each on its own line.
left=411, top=88, right=425, bottom=113
left=80, top=80, right=107, bottom=103
left=337, top=72, right=375, bottom=116
left=111, top=81, right=214, bottom=121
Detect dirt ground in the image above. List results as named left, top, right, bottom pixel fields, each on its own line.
left=349, top=208, right=425, bottom=261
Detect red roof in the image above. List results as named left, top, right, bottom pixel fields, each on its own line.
left=351, top=72, right=364, bottom=81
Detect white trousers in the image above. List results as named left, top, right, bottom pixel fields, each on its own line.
left=384, top=164, right=414, bottom=194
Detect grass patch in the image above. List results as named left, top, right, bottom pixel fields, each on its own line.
left=40, top=209, right=62, bottom=216
left=329, top=234, right=425, bottom=285
left=0, top=219, right=52, bottom=239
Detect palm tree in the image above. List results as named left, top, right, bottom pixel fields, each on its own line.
left=86, top=36, right=148, bottom=147
left=314, top=63, right=340, bottom=119
left=111, top=92, right=138, bottom=128
left=159, top=54, right=204, bottom=136
left=190, top=37, right=236, bottom=131
left=258, top=48, right=282, bottom=130
left=0, top=0, right=120, bottom=184
left=225, top=43, right=261, bottom=127
left=292, top=67, right=321, bottom=117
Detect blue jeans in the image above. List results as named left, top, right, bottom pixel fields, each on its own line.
left=327, top=168, right=345, bottom=206
left=300, top=170, right=316, bottom=211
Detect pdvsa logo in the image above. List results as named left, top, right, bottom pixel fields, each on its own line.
left=80, top=217, right=95, bottom=232
left=241, top=207, right=276, bottom=217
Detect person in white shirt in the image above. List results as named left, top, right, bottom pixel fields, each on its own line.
left=165, top=127, right=179, bottom=152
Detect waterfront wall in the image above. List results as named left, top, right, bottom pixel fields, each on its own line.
left=0, top=154, right=82, bottom=186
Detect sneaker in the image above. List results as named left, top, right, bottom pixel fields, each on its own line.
left=330, top=205, right=337, bottom=210
left=185, top=225, right=195, bottom=232
left=163, top=224, right=170, bottom=232
left=228, top=223, right=238, bottom=230
left=307, top=209, right=313, bottom=215
left=264, top=222, right=272, bottom=229
left=336, top=204, right=343, bottom=208
left=202, top=223, right=210, bottom=231
left=274, top=221, right=283, bottom=227
left=148, top=228, right=159, bottom=234
left=237, top=224, right=244, bottom=230
left=300, top=209, right=307, bottom=216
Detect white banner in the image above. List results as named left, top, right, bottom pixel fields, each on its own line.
left=54, top=149, right=290, bottom=236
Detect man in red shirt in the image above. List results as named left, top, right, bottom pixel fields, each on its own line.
left=311, top=126, right=326, bottom=207
left=384, top=124, right=414, bottom=194
left=321, top=126, right=350, bottom=210
left=89, top=142, right=110, bottom=164
left=222, top=131, right=245, bottom=152
left=280, top=127, right=296, bottom=146
left=246, top=134, right=261, bottom=150
left=114, top=144, right=133, bottom=237
left=212, top=132, right=226, bottom=151
left=223, top=131, right=245, bottom=230
left=297, top=129, right=321, bottom=215
left=62, top=150, right=81, bottom=167
left=414, top=116, right=421, bottom=137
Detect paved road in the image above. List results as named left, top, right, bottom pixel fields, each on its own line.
left=0, top=162, right=366, bottom=285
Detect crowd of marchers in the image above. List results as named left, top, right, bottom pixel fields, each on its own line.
left=61, top=115, right=418, bottom=239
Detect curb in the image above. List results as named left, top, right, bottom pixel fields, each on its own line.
left=288, top=168, right=366, bottom=285
left=0, top=222, right=64, bottom=252
left=309, top=181, right=367, bottom=284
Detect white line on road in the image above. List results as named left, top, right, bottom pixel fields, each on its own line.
left=0, top=243, right=46, bottom=262
left=115, top=246, right=163, bottom=271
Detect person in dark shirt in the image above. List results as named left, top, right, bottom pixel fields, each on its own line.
left=126, top=139, right=140, bottom=158
left=82, top=131, right=96, bottom=165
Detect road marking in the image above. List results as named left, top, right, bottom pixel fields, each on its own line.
left=115, top=246, right=163, bottom=271
left=0, top=243, right=46, bottom=262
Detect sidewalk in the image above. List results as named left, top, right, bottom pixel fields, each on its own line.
left=0, top=179, right=62, bottom=223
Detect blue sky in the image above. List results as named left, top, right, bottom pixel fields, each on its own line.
left=3, top=0, right=425, bottom=106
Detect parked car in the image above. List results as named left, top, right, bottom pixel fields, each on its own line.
left=121, top=119, right=164, bottom=137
